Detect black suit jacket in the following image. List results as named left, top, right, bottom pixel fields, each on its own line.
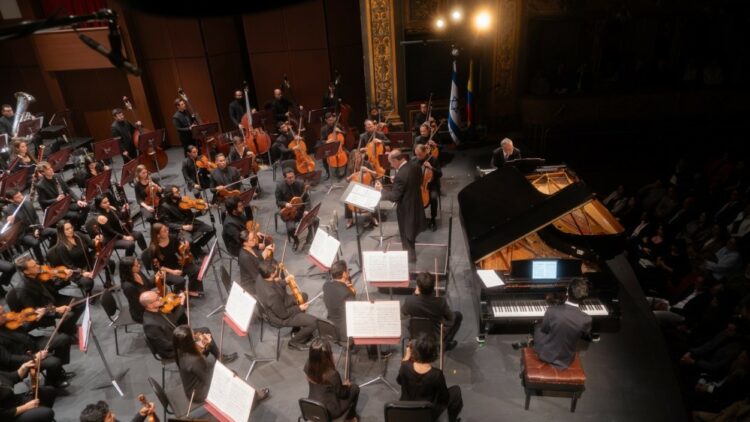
left=228, top=100, right=246, bottom=127
left=4, top=200, right=41, bottom=228
left=182, top=157, right=209, bottom=189
left=491, top=147, right=522, bottom=168
left=172, top=110, right=194, bottom=145
left=143, top=309, right=184, bottom=359
left=238, top=248, right=261, bottom=295
left=275, top=179, right=308, bottom=210
left=111, top=120, right=137, bottom=157
left=255, top=278, right=299, bottom=324
left=210, top=166, right=240, bottom=194
left=380, top=160, right=426, bottom=240
left=533, top=303, right=592, bottom=368
left=322, top=281, right=354, bottom=340
left=402, top=295, right=455, bottom=325
left=36, top=175, right=79, bottom=210
left=222, top=213, right=245, bottom=257
left=0, top=116, right=13, bottom=136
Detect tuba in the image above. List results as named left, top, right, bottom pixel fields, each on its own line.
left=11, top=92, right=35, bottom=137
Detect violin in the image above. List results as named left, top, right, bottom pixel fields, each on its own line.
left=1, top=306, right=53, bottom=330
left=194, top=331, right=212, bottom=354
left=160, top=292, right=183, bottom=314
left=178, top=241, right=194, bottom=267
left=144, top=180, right=161, bottom=208
left=36, top=265, right=80, bottom=282
left=195, top=155, right=217, bottom=171
left=278, top=262, right=305, bottom=306
left=280, top=184, right=309, bottom=222
left=137, top=394, right=159, bottom=422
left=179, top=195, right=208, bottom=212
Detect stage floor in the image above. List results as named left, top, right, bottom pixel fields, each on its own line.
left=4, top=145, right=686, bottom=421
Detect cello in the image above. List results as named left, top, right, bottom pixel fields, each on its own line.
left=325, top=108, right=349, bottom=170
left=288, top=117, right=315, bottom=174
left=240, top=82, right=271, bottom=155
left=365, top=130, right=386, bottom=179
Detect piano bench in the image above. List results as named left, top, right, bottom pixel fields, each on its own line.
left=521, top=347, right=586, bottom=412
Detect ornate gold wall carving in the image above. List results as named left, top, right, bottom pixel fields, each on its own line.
left=363, top=0, right=400, bottom=122
left=404, top=0, right=440, bottom=34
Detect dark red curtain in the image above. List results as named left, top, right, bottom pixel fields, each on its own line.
left=42, top=0, right=107, bottom=27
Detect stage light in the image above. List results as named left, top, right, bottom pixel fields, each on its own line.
left=435, top=17, right=446, bottom=29
left=450, top=9, right=463, bottom=22
left=473, top=10, right=491, bottom=32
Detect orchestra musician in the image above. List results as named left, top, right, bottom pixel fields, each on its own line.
left=227, top=133, right=260, bottom=192
left=92, top=195, right=147, bottom=256
left=46, top=220, right=101, bottom=295
left=375, top=150, right=426, bottom=262
left=275, top=168, right=319, bottom=251
left=138, top=291, right=237, bottom=363
left=12, top=255, right=82, bottom=339
left=79, top=399, right=155, bottom=422
left=238, top=229, right=273, bottom=295
left=256, top=260, right=317, bottom=351
left=9, top=140, right=36, bottom=168
left=403, top=272, right=462, bottom=351
left=368, top=106, right=390, bottom=133
left=304, top=338, right=360, bottom=422
left=34, top=162, right=88, bottom=227
left=0, top=357, right=56, bottom=421
left=0, top=104, right=13, bottom=136
left=414, top=123, right=431, bottom=145
left=3, top=188, right=56, bottom=261
left=414, top=144, right=442, bottom=232
left=173, top=98, right=197, bottom=151
left=269, top=88, right=298, bottom=123
left=412, top=103, right=428, bottom=133
left=118, top=257, right=154, bottom=324
left=0, top=260, right=16, bottom=295
left=358, top=119, right=390, bottom=152
left=322, top=81, right=339, bottom=109
left=318, top=112, right=340, bottom=180
left=272, top=121, right=295, bottom=164
left=110, top=107, right=140, bottom=159
left=322, top=260, right=356, bottom=342
left=182, top=145, right=210, bottom=198
left=75, top=156, right=111, bottom=190
left=146, top=223, right=202, bottom=296
left=491, top=137, right=521, bottom=168
left=209, top=154, right=243, bottom=205
left=133, top=164, right=162, bottom=223
left=229, top=89, right=253, bottom=129
left=159, top=185, right=216, bottom=256
left=221, top=196, right=248, bottom=257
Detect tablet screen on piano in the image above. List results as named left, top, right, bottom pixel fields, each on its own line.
left=531, top=260, right=558, bottom=280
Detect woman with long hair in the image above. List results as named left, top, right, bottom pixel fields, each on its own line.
left=304, top=338, right=359, bottom=422
left=49, top=219, right=100, bottom=294
left=148, top=222, right=200, bottom=295
left=118, top=256, right=154, bottom=323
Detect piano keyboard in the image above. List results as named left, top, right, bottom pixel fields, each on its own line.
left=489, top=298, right=609, bottom=318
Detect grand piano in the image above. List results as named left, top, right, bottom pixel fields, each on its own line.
left=458, top=165, right=625, bottom=338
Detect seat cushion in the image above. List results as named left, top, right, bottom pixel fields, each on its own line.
left=522, top=347, right=586, bottom=386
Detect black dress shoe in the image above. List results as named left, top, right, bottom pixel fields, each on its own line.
left=256, top=387, right=271, bottom=402
left=54, top=380, right=70, bottom=389
left=288, top=342, right=310, bottom=351
left=221, top=352, right=238, bottom=363
left=511, top=341, right=528, bottom=351
left=62, top=371, right=77, bottom=380
left=430, top=220, right=437, bottom=232
left=292, top=239, right=300, bottom=252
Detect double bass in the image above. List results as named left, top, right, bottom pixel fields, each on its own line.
left=240, top=83, right=271, bottom=155
left=325, top=109, right=348, bottom=170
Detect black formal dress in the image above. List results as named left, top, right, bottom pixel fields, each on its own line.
left=397, top=362, right=463, bottom=422
left=95, top=207, right=147, bottom=255
left=380, top=160, right=426, bottom=261
left=111, top=120, right=138, bottom=158
left=133, top=180, right=161, bottom=222
left=491, top=146, right=521, bottom=168
left=150, top=236, right=201, bottom=292
left=46, top=236, right=98, bottom=294
left=172, top=110, right=195, bottom=151
left=177, top=352, right=212, bottom=403
left=304, top=362, right=359, bottom=419
left=255, top=278, right=317, bottom=346
left=322, top=280, right=355, bottom=341
left=402, top=294, right=462, bottom=344
left=533, top=302, right=592, bottom=368
left=182, top=157, right=210, bottom=196
left=275, top=179, right=319, bottom=244
left=121, top=272, right=154, bottom=323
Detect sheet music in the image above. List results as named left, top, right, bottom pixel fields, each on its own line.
left=477, top=270, right=505, bottom=288
left=225, top=282, right=256, bottom=332
left=342, top=182, right=381, bottom=212
left=308, top=228, right=340, bottom=269
left=363, top=250, right=409, bottom=282
left=206, top=361, right=255, bottom=422
left=345, top=301, right=401, bottom=338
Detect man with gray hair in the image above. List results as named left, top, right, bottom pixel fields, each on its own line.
left=491, top=137, right=521, bottom=168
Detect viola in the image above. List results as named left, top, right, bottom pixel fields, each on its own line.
left=137, top=394, right=158, bottom=422
left=280, top=184, right=309, bottom=222
left=179, top=195, right=208, bottom=212
left=36, top=265, right=80, bottom=282
left=216, top=187, right=241, bottom=199
left=160, top=292, right=183, bottom=314
left=144, top=180, right=161, bottom=208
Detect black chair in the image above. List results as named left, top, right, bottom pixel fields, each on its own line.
left=256, top=301, right=290, bottom=361
left=384, top=401, right=434, bottom=422
left=148, top=376, right=174, bottom=422
left=4, top=288, right=23, bottom=312
left=298, top=398, right=335, bottom=422
left=100, top=288, right=137, bottom=355
left=144, top=335, right=175, bottom=387
left=316, top=320, right=346, bottom=370
left=148, top=376, right=205, bottom=422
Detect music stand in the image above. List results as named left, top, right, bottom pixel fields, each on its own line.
left=45, top=148, right=72, bottom=173
left=387, top=131, right=414, bottom=151
left=228, top=157, right=252, bottom=178
left=17, top=116, right=43, bottom=139
left=296, top=170, right=322, bottom=186
left=191, top=122, right=219, bottom=142
left=137, top=129, right=167, bottom=176
left=120, top=157, right=139, bottom=187
left=84, top=169, right=112, bottom=202
left=294, top=202, right=321, bottom=239
left=0, top=221, right=24, bottom=253
left=236, top=187, right=256, bottom=206
left=94, top=138, right=122, bottom=163
left=0, top=167, right=28, bottom=196
left=91, top=238, right=116, bottom=279
left=42, top=195, right=71, bottom=229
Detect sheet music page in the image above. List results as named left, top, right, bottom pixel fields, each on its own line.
left=343, top=182, right=381, bottom=211
left=225, top=282, right=256, bottom=332
left=308, top=228, right=340, bottom=268
left=477, top=270, right=505, bottom=288
left=206, top=361, right=255, bottom=422
left=363, top=251, right=409, bottom=282
left=346, top=300, right=401, bottom=338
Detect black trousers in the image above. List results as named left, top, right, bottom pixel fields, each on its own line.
left=427, top=189, right=439, bottom=220
left=434, top=385, right=463, bottom=422
left=399, top=227, right=417, bottom=262
left=285, top=216, right=320, bottom=243
left=165, top=262, right=201, bottom=292
left=444, top=311, right=463, bottom=344
left=112, top=231, right=147, bottom=256
left=9, top=387, right=56, bottom=421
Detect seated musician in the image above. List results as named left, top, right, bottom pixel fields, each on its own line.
left=368, top=106, right=389, bottom=131
left=159, top=185, right=215, bottom=257
left=172, top=325, right=268, bottom=407
left=322, top=260, right=356, bottom=342
left=238, top=229, right=273, bottom=295
left=74, top=155, right=110, bottom=190
left=514, top=279, right=593, bottom=369
left=412, top=103, right=428, bottom=133
left=491, top=137, right=521, bottom=168
left=0, top=358, right=56, bottom=421
left=358, top=119, right=390, bottom=151
left=9, top=140, right=36, bottom=168
left=414, top=144, right=442, bottom=232
left=182, top=145, right=210, bottom=198
left=414, top=123, right=431, bottom=145
left=403, top=273, right=462, bottom=351
left=118, top=257, right=155, bottom=324
left=222, top=196, right=247, bottom=257
left=35, top=161, right=88, bottom=227
left=398, top=333, right=463, bottom=422
left=227, top=133, right=260, bottom=192
left=46, top=220, right=105, bottom=295
left=304, top=338, right=360, bottom=422
left=317, top=112, right=340, bottom=180
left=133, top=164, right=162, bottom=223
left=0, top=305, right=74, bottom=389
left=210, top=154, right=243, bottom=205
left=275, top=168, right=320, bottom=251
left=344, top=149, right=378, bottom=229
left=256, top=260, right=317, bottom=351
left=110, top=107, right=140, bottom=160
left=146, top=223, right=202, bottom=296
left=3, top=188, right=56, bottom=261
left=79, top=399, right=155, bottom=422
left=272, top=121, right=295, bottom=165
left=12, top=255, right=82, bottom=339
left=138, top=291, right=237, bottom=363
left=92, top=195, right=147, bottom=256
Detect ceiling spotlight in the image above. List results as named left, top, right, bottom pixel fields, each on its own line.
left=473, top=10, right=491, bottom=31
left=435, top=17, right=446, bottom=29
left=450, top=9, right=462, bottom=22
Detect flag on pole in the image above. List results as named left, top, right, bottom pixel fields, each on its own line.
left=466, top=60, right=474, bottom=127
left=448, top=59, right=462, bottom=145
